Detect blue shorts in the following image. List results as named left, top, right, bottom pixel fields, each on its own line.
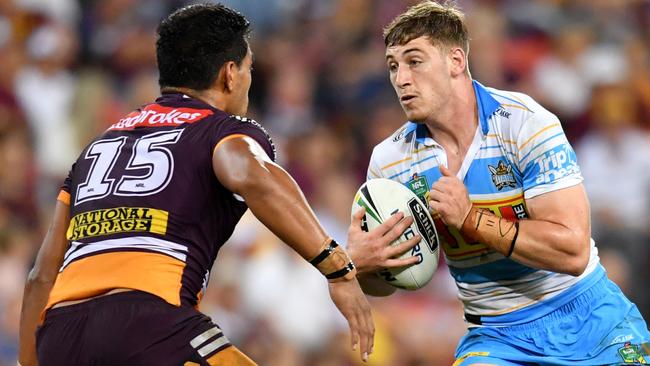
left=454, top=267, right=650, bottom=365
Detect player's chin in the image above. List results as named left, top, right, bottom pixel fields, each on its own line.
left=400, top=104, right=422, bottom=122
left=403, top=110, right=427, bottom=123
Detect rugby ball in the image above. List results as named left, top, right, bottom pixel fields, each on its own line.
left=351, top=178, right=439, bottom=290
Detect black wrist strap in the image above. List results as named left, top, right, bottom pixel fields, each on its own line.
left=309, top=240, right=339, bottom=266
left=506, top=221, right=519, bottom=257
left=325, top=262, right=356, bottom=280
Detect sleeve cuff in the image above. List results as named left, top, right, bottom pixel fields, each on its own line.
left=57, top=190, right=71, bottom=205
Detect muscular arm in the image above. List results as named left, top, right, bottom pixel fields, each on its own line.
left=19, top=201, right=70, bottom=366
left=212, top=136, right=327, bottom=260
left=459, top=184, right=591, bottom=276
left=508, top=184, right=591, bottom=276
left=212, top=136, right=373, bottom=361
left=430, top=166, right=591, bottom=277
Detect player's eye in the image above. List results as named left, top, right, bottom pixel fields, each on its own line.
left=388, top=63, right=398, bottom=72
left=409, top=59, right=421, bottom=67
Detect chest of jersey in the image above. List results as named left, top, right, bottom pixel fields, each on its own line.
left=385, top=139, right=529, bottom=264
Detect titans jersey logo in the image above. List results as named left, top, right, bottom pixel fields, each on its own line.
left=488, top=160, right=516, bottom=190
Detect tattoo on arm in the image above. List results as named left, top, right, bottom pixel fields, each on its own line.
left=462, top=207, right=519, bottom=256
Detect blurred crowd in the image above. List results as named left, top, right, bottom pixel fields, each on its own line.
left=0, top=0, right=649, bottom=365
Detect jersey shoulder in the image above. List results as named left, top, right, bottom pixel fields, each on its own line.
left=484, top=86, right=562, bottom=142
left=371, top=121, right=413, bottom=163
left=218, top=114, right=277, bottom=161
left=367, top=122, right=414, bottom=179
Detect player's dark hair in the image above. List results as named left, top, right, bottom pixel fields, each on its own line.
left=156, top=3, right=251, bottom=90
left=384, top=1, right=468, bottom=55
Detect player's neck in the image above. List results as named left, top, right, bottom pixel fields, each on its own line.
left=161, top=86, right=228, bottom=112
left=424, top=80, right=478, bottom=158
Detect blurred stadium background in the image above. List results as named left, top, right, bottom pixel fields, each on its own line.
left=0, top=0, right=649, bottom=365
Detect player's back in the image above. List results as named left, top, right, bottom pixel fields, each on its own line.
left=47, top=92, right=275, bottom=310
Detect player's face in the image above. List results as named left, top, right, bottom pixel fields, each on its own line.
left=232, top=46, right=253, bottom=116
left=386, top=37, right=453, bottom=123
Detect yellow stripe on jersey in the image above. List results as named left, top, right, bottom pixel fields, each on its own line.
left=508, top=92, right=531, bottom=109
left=66, top=207, right=169, bottom=241
left=380, top=146, right=429, bottom=170
left=46, top=251, right=185, bottom=311
left=471, top=194, right=524, bottom=206
left=485, top=134, right=517, bottom=145
left=500, top=103, right=530, bottom=112
left=368, top=168, right=381, bottom=178
left=453, top=352, right=491, bottom=366
left=518, top=123, right=561, bottom=151
left=57, top=190, right=71, bottom=205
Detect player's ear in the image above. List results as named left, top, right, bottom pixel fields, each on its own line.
left=220, top=61, right=237, bottom=93
left=448, top=47, right=467, bottom=77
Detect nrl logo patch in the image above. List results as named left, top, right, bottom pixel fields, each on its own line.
left=407, top=173, right=429, bottom=207
left=488, top=160, right=516, bottom=190
left=618, top=342, right=648, bottom=364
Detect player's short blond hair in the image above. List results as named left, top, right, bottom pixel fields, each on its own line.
left=383, top=0, right=469, bottom=55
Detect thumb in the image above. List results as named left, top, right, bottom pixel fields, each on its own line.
left=351, top=207, right=366, bottom=227
left=439, top=164, right=453, bottom=177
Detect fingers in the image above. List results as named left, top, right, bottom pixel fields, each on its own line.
left=384, top=216, right=414, bottom=242
left=439, top=164, right=453, bottom=176
left=357, top=301, right=374, bottom=362
left=350, top=326, right=359, bottom=352
left=387, top=234, right=421, bottom=258
left=375, top=211, right=405, bottom=235
left=329, top=280, right=374, bottom=363
left=384, top=255, right=421, bottom=268
left=352, top=207, right=366, bottom=222
left=350, top=207, right=366, bottom=230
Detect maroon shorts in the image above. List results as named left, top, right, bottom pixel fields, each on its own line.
left=36, top=291, right=251, bottom=365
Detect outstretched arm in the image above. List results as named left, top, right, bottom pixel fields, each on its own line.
left=19, top=200, right=70, bottom=366
left=212, top=135, right=373, bottom=362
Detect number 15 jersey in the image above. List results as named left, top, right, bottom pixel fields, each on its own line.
left=46, top=92, right=275, bottom=310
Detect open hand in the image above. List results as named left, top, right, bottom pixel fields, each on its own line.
left=346, top=208, right=421, bottom=274
left=328, top=278, right=374, bottom=362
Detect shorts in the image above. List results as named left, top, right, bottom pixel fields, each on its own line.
left=36, top=291, right=256, bottom=366
left=454, top=267, right=650, bottom=365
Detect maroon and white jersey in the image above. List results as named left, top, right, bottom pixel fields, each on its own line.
left=47, top=92, right=275, bottom=309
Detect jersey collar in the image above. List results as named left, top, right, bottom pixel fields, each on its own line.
left=404, top=80, right=500, bottom=144
left=473, top=79, right=500, bottom=136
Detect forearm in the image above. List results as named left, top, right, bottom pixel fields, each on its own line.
left=461, top=207, right=590, bottom=276
left=19, top=201, right=70, bottom=365
left=19, top=277, right=56, bottom=365
left=236, top=161, right=328, bottom=260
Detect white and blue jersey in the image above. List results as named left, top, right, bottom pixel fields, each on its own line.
left=368, top=81, right=650, bottom=364
left=368, top=80, right=599, bottom=322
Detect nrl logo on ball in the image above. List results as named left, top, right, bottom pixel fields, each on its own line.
left=488, top=160, right=516, bottom=190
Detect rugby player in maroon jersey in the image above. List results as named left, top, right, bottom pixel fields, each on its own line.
left=18, top=4, right=420, bottom=366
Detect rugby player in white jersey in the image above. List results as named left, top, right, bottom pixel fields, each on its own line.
left=345, top=2, right=650, bottom=365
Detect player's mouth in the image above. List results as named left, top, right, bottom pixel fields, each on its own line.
left=400, top=94, right=417, bottom=106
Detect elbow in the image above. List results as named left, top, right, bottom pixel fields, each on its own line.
left=566, top=236, right=591, bottom=277
left=231, top=160, right=277, bottom=197
left=25, top=268, right=56, bottom=288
